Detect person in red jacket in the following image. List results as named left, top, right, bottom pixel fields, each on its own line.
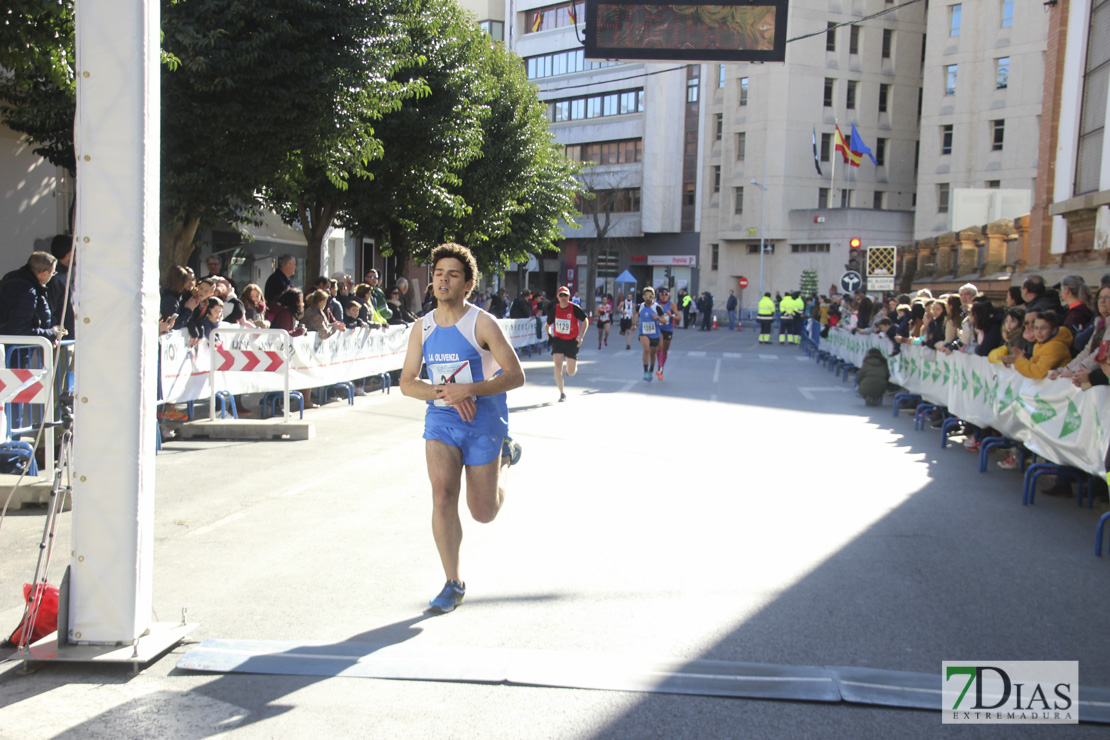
left=546, top=286, right=589, bottom=402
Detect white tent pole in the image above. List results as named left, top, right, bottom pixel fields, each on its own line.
left=70, top=0, right=160, bottom=644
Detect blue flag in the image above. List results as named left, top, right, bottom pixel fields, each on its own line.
left=850, top=124, right=878, bottom=165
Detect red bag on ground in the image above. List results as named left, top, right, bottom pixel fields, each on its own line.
left=6, top=583, right=59, bottom=646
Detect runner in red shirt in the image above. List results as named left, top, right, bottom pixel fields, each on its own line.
left=546, top=286, right=589, bottom=402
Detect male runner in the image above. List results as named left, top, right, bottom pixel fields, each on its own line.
left=399, top=242, right=525, bottom=614
left=619, top=292, right=636, bottom=349
left=594, top=293, right=613, bottom=349
left=546, top=285, right=589, bottom=402
left=637, top=286, right=664, bottom=381
left=654, top=286, right=680, bottom=380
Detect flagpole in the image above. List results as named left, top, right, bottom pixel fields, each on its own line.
left=834, top=115, right=839, bottom=208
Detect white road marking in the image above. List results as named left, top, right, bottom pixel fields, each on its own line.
left=759, top=354, right=778, bottom=360
left=619, top=381, right=637, bottom=392
left=687, top=351, right=707, bottom=357
left=797, top=387, right=854, bottom=401
left=713, top=359, right=721, bottom=383
left=723, top=353, right=742, bottom=359
left=188, top=512, right=246, bottom=537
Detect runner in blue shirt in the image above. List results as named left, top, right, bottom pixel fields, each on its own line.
left=400, top=243, right=525, bottom=614
left=637, top=286, right=665, bottom=382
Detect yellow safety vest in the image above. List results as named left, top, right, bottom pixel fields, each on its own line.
left=757, top=296, right=775, bottom=317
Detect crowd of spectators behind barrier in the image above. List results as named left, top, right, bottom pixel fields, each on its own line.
left=810, top=272, right=1110, bottom=494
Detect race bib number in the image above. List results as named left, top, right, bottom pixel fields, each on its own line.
left=640, top=321, right=656, bottom=334
left=554, top=317, right=572, bottom=335
left=428, top=360, right=472, bottom=406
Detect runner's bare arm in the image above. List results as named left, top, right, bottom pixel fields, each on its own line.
left=399, top=323, right=439, bottom=402
left=433, top=316, right=523, bottom=410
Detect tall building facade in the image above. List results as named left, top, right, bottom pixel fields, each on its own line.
left=1032, top=0, right=1110, bottom=283
left=915, top=0, right=1045, bottom=242
left=699, top=0, right=926, bottom=310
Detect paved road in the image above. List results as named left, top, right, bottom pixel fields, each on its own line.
left=1, top=325, right=1107, bottom=738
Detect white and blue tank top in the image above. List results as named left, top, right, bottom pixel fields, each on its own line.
left=421, top=303, right=508, bottom=435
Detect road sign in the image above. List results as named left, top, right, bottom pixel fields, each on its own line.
left=840, top=271, right=862, bottom=293
left=737, top=276, right=749, bottom=289
left=868, top=277, right=895, bottom=291
left=866, top=246, right=896, bottom=276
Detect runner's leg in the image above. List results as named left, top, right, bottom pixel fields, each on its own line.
left=464, top=450, right=505, bottom=524
left=553, top=353, right=565, bottom=395
left=426, top=439, right=465, bottom=582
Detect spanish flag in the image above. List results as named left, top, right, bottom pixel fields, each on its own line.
left=568, top=5, right=577, bottom=24
left=834, top=125, right=861, bottom=167
left=531, top=11, right=543, bottom=32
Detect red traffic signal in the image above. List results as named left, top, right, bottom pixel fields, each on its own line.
left=849, top=238, right=862, bottom=249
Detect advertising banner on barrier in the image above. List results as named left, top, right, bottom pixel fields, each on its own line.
left=820, top=328, right=1110, bottom=477
left=160, top=316, right=544, bottom=403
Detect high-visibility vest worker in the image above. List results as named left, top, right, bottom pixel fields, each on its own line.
left=757, top=293, right=775, bottom=344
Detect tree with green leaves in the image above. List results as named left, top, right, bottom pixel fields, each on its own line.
left=161, top=0, right=430, bottom=273
left=0, top=1, right=77, bottom=177
left=449, top=32, right=582, bottom=272
left=342, top=0, right=490, bottom=277
left=258, top=0, right=428, bottom=287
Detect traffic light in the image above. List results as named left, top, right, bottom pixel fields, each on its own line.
left=847, top=237, right=862, bottom=272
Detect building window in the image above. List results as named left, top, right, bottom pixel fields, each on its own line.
left=996, top=57, right=1010, bottom=88
left=938, top=183, right=950, bottom=213
left=736, top=132, right=746, bottom=161
left=873, top=191, right=884, bottom=210
left=546, top=89, right=644, bottom=123
left=711, top=243, right=719, bottom=270
left=945, top=64, right=958, bottom=95
left=687, top=76, right=699, bottom=103
left=525, top=48, right=617, bottom=80
left=949, top=4, right=962, bottom=36
left=1075, top=0, right=1109, bottom=195
left=525, top=3, right=585, bottom=34
left=748, top=243, right=774, bottom=255
left=882, top=29, right=893, bottom=59
left=1002, top=0, right=1014, bottom=28
left=879, top=83, right=889, bottom=113
left=715, top=113, right=723, bottom=141
left=841, top=189, right=853, bottom=208
left=683, top=182, right=696, bottom=206
left=941, top=124, right=953, bottom=155
left=564, top=138, right=643, bottom=165
left=734, top=186, right=744, bottom=214
left=847, top=80, right=858, bottom=110
left=823, top=78, right=835, bottom=107
left=718, top=64, right=726, bottom=88
left=850, top=25, right=860, bottom=54
left=713, top=165, right=721, bottom=193
left=791, top=243, right=831, bottom=253
left=826, top=22, right=837, bottom=52
left=479, top=20, right=504, bottom=41
left=986, top=180, right=1001, bottom=189
left=992, top=119, right=1005, bottom=151
left=738, top=77, right=749, bottom=106
left=818, top=188, right=829, bottom=209
left=820, top=133, right=832, bottom=161
left=876, top=138, right=887, bottom=166
left=580, top=188, right=641, bottom=213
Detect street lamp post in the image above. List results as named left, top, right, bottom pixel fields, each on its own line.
left=750, top=176, right=768, bottom=301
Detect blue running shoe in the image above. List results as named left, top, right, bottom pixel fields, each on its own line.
left=429, top=580, right=465, bottom=613
left=502, top=438, right=522, bottom=466
left=643, top=371, right=651, bottom=382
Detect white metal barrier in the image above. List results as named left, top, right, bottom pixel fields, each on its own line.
left=208, top=328, right=293, bottom=423
left=0, top=335, right=58, bottom=476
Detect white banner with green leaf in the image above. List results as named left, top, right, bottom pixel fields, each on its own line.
left=821, top=328, right=1110, bottom=477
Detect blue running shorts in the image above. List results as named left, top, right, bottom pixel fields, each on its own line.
left=424, top=426, right=504, bottom=466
